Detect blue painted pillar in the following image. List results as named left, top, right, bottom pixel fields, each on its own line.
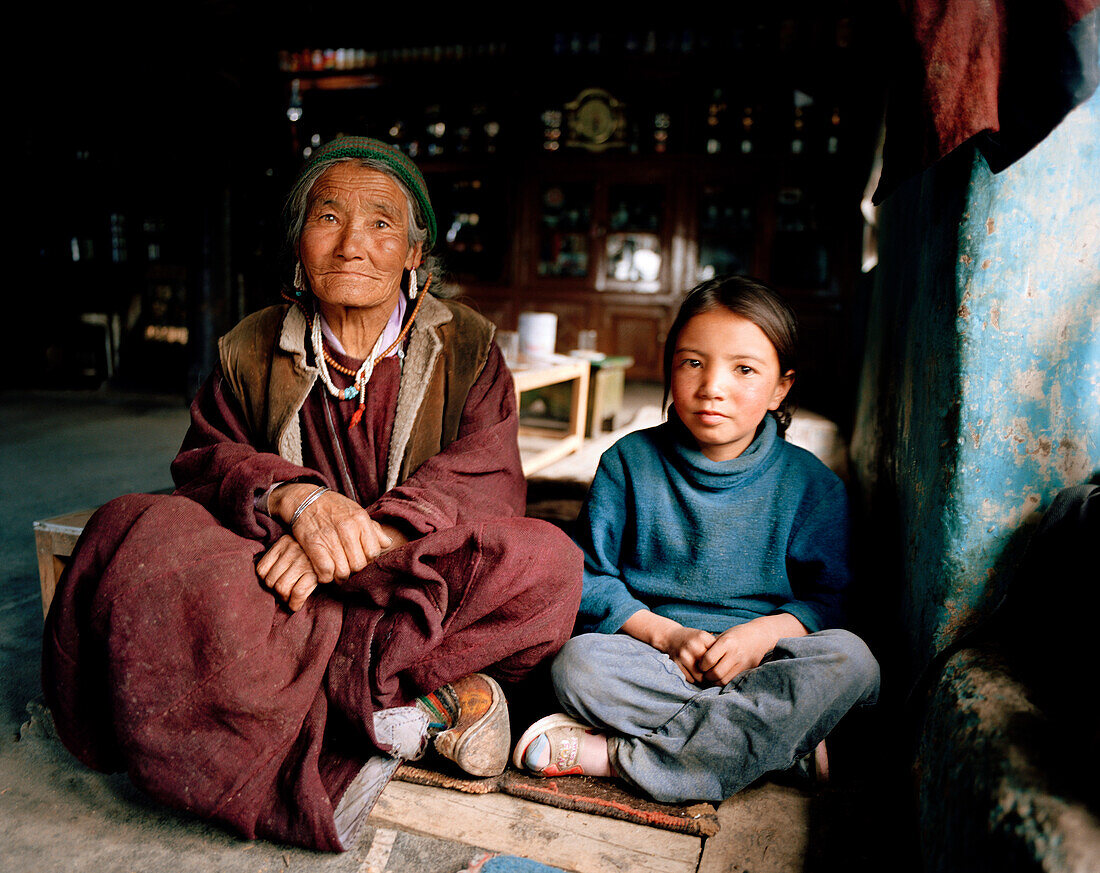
left=850, top=70, right=1100, bottom=688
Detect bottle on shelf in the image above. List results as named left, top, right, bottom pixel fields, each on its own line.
left=424, top=104, right=446, bottom=157
left=790, top=90, right=814, bottom=156
left=827, top=105, right=841, bottom=156
left=705, top=88, right=727, bottom=155
left=739, top=106, right=755, bottom=155
left=542, top=109, right=563, bottom=152
left=287, top=79, right=303, bottom=123
left=653, top=111, right=671, bottom=154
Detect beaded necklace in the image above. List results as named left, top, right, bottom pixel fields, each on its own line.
left=284, top=274, right=432, bottom=430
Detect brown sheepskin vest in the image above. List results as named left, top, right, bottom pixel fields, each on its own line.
left=217, top=294, right=496, bottom=490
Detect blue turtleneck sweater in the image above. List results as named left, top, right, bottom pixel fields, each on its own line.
left=575, top=412, right=851, bottom=636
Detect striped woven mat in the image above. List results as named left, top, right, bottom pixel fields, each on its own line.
left=394, top=761, right=720, bottom=837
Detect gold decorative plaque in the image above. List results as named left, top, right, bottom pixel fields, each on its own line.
left=564, top=88, right=626, bottom=152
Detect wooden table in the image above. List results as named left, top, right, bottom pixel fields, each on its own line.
left=510, top=356, right=591, bottom=476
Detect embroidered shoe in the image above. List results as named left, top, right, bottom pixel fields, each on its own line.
left=429, top=673, right=510, bottom=778
left=512, top=713, right=600, bottom=777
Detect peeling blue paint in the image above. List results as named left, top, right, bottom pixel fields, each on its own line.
left=851, top=64, right=1100, bottom=685
left=939, top=112, right=1100, bottom=654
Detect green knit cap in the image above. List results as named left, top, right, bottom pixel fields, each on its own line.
left=301, top=136, right=437, bottom=249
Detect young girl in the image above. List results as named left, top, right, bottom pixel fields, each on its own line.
left=512, top=276, right=880, bottom=802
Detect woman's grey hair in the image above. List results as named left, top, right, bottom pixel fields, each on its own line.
left=283, top=156, right=448, bottom=295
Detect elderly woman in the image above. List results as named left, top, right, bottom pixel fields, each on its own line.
left=43, top=137, right=583, bottom=852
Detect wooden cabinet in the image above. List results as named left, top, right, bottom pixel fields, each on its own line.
left=601, top=305, right=673, bottom=377
left=427, top=166, right=513, bottom=285
left=440, top=149, right=856, bottom=383
left=524, top=170, right=678, bottom=296
left=459, top=157, right=685, bottom=380
left=278, top=24, right=875, bottom=397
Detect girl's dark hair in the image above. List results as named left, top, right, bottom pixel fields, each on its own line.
left=663, top=275, right=799, bottom=435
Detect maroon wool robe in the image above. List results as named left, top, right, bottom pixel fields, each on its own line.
left=42, top=339, right=583, bottom=851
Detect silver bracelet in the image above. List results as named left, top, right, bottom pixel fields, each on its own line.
left=289, top=485, right=329, bottom=526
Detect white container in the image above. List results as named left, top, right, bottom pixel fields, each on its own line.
left=518, top=311, right=558, bottom=359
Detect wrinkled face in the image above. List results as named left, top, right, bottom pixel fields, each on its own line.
left=298, top=163, right=422, bottom=314
left=670, top=308, right=793, bottom=462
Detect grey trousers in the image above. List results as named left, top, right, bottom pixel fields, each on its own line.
left=550, top=628, right=880, bottom=802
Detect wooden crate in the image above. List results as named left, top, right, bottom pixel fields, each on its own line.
left=34, top=509, right=95, bottom=618
left=586, top=355, right=634, bottom=438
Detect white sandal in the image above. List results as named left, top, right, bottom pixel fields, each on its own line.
left=512, top=713, right=600, bottom=777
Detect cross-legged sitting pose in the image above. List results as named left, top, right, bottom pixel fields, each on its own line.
left=513, top=276, right=879, bottom=802
left=43, top=137, right=582, bottom=852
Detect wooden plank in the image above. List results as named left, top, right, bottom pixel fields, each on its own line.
left=510, top=359, right=590, bottom=394
left=369, top=781, right=702, bottom=873
left=296, top=73, right=384, bottom=92
left=34, top=508, right=97, bottom=537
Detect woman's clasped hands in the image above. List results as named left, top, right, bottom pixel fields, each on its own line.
left=256, top=483, right=408, bottom=611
